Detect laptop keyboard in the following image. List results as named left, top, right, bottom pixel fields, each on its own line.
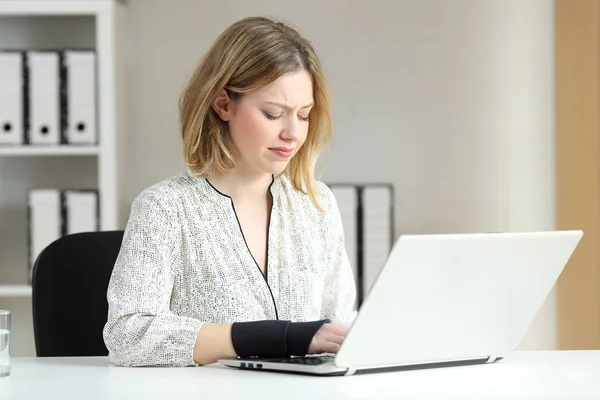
left=273, top=355, right=335, bottom=365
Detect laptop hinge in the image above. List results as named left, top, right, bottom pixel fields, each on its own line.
left=486, top=356, right=498, bottom=363
left=344, top=368, right=357, bottom=376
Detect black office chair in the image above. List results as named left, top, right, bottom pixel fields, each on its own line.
left=31, top=230, right=124, bottom=357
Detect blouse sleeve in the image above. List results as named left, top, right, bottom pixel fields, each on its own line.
left=318, top=184, right=358, bottom=324
left=103, top=190, right=204, bottom=367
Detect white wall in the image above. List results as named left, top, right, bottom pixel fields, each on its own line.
left=3, top=0, right=556, bottom=356
left=121, top=0, right=555, bottom=350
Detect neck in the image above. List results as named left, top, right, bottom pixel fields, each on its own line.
left=207, top=168, right=274, bottom=202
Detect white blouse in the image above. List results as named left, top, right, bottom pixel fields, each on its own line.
left=103, top=172, right=357, bottom=367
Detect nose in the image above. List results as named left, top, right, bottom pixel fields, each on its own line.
left=280, top=116, right=302, bottom=142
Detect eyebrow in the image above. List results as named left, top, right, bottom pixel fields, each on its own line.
left=263, top=101, right=314, bottom=110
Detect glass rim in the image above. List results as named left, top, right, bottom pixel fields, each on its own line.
left=0, top=310, right=9, bottom=315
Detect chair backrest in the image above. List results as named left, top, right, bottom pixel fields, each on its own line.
left=31, top=230, right=124, bottom=357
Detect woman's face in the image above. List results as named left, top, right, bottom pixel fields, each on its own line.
left=216, top=70, right=314, bottom=176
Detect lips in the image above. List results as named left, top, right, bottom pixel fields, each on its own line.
left=269, top=147, right=294, bottom=158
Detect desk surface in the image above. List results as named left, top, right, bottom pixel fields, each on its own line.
left=1, top=351, right=599, bottom=400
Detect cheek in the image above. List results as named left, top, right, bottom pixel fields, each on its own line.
left=231, top=109, right=273, bottom=146
left=298, top=126, right=309, bottom=147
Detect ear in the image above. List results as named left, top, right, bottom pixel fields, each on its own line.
left=212, top=89, right=233, bottom=121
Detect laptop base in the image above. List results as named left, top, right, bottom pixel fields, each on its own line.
left=219, top=356, right=503, bottom=377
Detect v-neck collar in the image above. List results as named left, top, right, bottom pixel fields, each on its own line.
left=191, top=172, right=280, bottom=319
left=196, top=173, right=279, bottom=204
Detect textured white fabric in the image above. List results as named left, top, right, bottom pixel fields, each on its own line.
left=103, top=171, right=357, bottom=367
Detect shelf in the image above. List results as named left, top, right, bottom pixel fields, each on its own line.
left=0, top=146, right=99, bottom=157
left=0, top=284, right=32, bottom=297
left=0, top=1, right=119, bottom=16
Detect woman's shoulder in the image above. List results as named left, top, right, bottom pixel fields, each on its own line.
left=132, top=171, right=204, bottom=209
left=277, top=174, right=337, bottom=214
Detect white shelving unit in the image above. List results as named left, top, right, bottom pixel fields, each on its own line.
left=0, top=145, right=100, bottom=157
left=0, top=0, right=127, bottom=355
left=0, top=285, right=32, bottom=297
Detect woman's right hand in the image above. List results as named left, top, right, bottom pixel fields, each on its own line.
left=307, top=322, right=349, bottom=354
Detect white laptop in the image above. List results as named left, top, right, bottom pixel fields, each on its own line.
left=219, top=230, right=583, bottom=376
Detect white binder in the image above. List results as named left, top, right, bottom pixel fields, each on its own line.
left=62, top=190, right=98, bottom=234
left=28, top=51, right=60, bottom=145
left=29, top=189, right=61, bottom=272
left=0, top=52, right=24, bottom=145
left=62, top=51, right=97, bottom=144
left=362, top=186, right=394, bottom=297
left=330, top=186, right=359, bottom=295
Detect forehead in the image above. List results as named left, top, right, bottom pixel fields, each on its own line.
left=249, top=70, right=313, bottom=103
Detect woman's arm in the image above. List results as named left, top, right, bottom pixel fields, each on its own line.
left=318, top=184, right=358, bottom=323
left=103, top=191, right=206, bottom=367
left=193, top=324, right=235, bottom=364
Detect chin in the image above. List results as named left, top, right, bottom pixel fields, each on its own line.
left=265, top=162, right=289, bottom=175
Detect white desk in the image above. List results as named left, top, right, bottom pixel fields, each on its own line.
left=0, top=351, right=599, bottom=399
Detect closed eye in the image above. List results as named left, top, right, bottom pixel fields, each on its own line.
left=263, top=112, right=283, bottom=121
left=263, top=111, right=283, bottom=121
left=263, top=111, right=309, bottom=122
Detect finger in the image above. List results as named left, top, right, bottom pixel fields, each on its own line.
left=323, top=323, right=349, bottom=337
left=315, top=331, right=346, bottom=346
left=320, top=341, right=341, bottom=354
left=322, top=332, right=346, bottom=345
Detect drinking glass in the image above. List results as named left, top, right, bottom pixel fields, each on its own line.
left=0, top=310, right=10, bottom=378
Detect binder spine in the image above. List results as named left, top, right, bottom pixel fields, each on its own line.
left=94, top=189, right=100, bottom=231
left=388, top=184, right=395, bottom=249
left=22, top=51, right=30, bottom=145
left=26, top=198, right=33, bottom=283
left=28, top=189, right=61, bottom=282
left=60, top=189, right=68, bottom=236
left=94, top=52, right=99, bottom=145
left=59, top=51, right=68, bottom=144
left=62, top=189, right=100, bottom=235
left=356, top=186, right=365, bottom=306
left=0, top=51, right=22, bottom=145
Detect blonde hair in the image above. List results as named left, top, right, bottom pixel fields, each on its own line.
left=179, top=16, right=332, bottom=211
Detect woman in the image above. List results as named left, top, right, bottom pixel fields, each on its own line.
left=103, top=16, right=356, bottom=367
